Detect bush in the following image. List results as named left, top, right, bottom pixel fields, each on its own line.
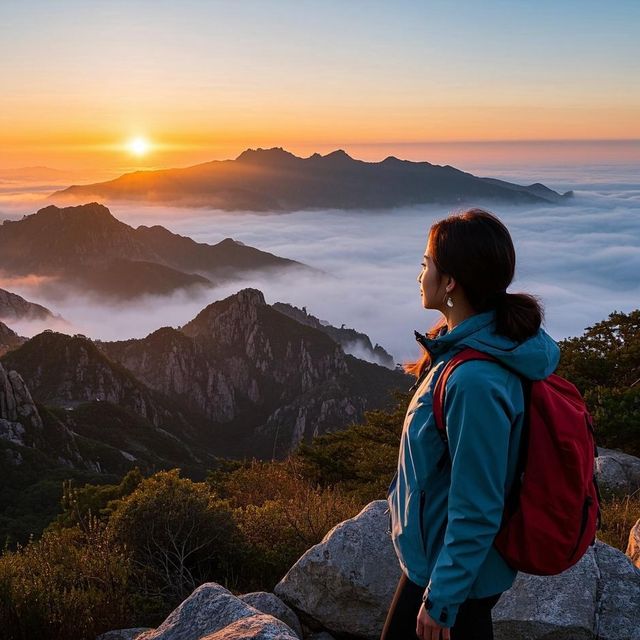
left=226, top=457, right=363, bottom=590
left=597, top=489, right=640, bottom=554
left=557, top=310, right=640, bottom=455
left=0, top=520, right=134, bottom=640
left=107, top=469, right=239, bottom=605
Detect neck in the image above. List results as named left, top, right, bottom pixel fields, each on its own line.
left=444, top=300, right=477, bottom=331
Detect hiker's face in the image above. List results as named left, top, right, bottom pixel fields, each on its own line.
left=417, top=241, right=445, bottom=310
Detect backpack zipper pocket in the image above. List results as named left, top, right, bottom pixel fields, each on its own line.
left=568, top=495, right=593, bottom=561
left=419, top=490, right=426, bottom=550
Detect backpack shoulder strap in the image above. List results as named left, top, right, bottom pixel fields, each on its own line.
left=432, top=348, right=500, bottom=439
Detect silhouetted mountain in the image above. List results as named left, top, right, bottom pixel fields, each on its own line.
left=0, top=203, right=316, bottom=300
left=51, top=147, right=573, bottom=210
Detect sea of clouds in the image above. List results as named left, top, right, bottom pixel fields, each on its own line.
left=0, top=162, right=638, bottom=366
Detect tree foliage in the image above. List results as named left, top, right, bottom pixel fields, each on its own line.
left=557, top=309, right=640, bottom=455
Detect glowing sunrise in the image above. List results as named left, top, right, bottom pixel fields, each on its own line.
left=0, top=3, right=638, bottom=638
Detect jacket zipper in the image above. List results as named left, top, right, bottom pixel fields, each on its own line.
left=568, top=495, right=593, bottom=561
left=419, top=490, right=426, bottom=550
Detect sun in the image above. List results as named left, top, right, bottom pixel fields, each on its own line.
left=127, top=136, right=151, bottom=157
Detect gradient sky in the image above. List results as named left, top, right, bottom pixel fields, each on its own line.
left=1, top=0, right=639, bottom=173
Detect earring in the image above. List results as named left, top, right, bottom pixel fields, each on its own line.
left=446, top=296, right=454, bottom=308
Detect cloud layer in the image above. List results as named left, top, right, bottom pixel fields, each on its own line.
left=1, top=164, right=638, bottom=366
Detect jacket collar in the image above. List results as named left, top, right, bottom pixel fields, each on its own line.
left=408, top=310, right=496, bottom=393
left=413, top=310, right=496, bottom=358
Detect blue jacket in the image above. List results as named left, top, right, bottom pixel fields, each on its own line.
left=386, top=309, right=560, bottom=628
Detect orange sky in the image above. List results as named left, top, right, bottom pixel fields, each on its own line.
left=2, top=2, right=639, bottom=177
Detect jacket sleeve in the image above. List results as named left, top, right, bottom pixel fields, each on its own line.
left=422, top=361, right=518, bottom=628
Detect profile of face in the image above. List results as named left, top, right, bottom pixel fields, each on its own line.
left=417, top=235, right=451, bottom=311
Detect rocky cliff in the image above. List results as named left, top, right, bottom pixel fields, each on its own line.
left=97, top=288, right=408, bottom=459
left=273, top=302, right=395, bottom=368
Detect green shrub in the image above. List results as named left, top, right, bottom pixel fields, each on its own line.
left=0, top=520, right=134, bottom=640
left=107, top=469, right=239, bottom=605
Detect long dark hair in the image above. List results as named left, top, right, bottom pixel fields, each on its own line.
left=405, top=207, right=543, bottom=378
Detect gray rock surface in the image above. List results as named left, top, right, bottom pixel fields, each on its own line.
left=0, top=362, right=43, bottom=448
left=595, top=539, right=640, bottom=640
left=627, top=518, right=640, bottom=569
left=274, top=500, right=401, bottom=638
left=96, top=629, right=151, bottom=640
left=596, top=447, right=640, bottom=496
left=238, top=592, right=303, bottom=638
left=274, top=499, right=640, bottom=640
left=493, top=548, right=598, bottom=639
left=136, top=582, right=298, bottom=640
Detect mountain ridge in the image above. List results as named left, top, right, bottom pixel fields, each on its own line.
left=50, top=147, right=573, bottom=211
left=0, top=203, right=317, bottom=300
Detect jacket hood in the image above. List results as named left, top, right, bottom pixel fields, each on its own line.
left=415, top=310, right=560, bottom=381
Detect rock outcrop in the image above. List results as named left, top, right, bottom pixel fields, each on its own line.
left=135, top=583, right=299, bottom=640
left=99, top=496, right=640, bottom=640
left=96, top=288, right=408, bottom=459
left=273, top=500, right=640, bottom=640
left=596, top=446, right=640, bottom=496
left=273, top=302, right=395, bottom=368
left=274, top=501, right=399, bottom=638
left=0, top=360, right=43, bottom=446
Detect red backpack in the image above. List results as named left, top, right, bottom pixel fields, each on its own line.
left=432, top=348, right=602, bottom=576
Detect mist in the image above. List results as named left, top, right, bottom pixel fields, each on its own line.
left=0, top=162, right=638, bottom=366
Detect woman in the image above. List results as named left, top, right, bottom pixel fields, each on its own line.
left=381, top=208, right=560, bottom=640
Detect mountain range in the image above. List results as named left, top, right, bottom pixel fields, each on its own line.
left=0, top=203, right=317, bottom=300
left=0, top=288, right=408, bottom=479
left=50, top=147, right=573, bottom=211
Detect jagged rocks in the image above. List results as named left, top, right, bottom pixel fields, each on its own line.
left=0, top=362, right=43, bottom=445
left=135, top=583, right=299, bottom=640
left=238, top=592, right=303, bottom=638
left=273, top=501, right=401, bottom=638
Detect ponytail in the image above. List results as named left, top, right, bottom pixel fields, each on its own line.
left=494, top=292, right=543, bottom=343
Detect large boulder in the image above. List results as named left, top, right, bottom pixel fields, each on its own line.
left=238, top=592, right=303, bottom=638
left=274, top=500, right=401, bottom=638
left=626, top=518, right=640, bottom=569
left=596, top=447, right=640, bottom=496
left=136, top=583, right=299, bottom=640
left=274, top=500, right=640, bottom=640
left=493, top=541, right=640, bottom=639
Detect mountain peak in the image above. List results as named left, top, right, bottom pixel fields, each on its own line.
left=235, top=147, right=298, bottom=164
left=322, top=149, right=353, bottom=162
left=34, top=202, right=113, bottom=219
left=181, top=288, right=267, bottom=340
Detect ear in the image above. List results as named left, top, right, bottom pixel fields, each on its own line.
left=445, top=276, right=457, bottom=293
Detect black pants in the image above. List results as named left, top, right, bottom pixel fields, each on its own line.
left=380, top=572, right=502, bottom=640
